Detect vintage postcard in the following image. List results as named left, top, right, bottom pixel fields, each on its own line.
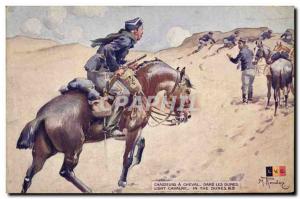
left=6, top=6, right=295, bottom=193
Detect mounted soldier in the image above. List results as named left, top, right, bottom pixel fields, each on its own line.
left=216, top=30, right=239, bottom=53
left=188, top=31, right=216, bottom=56
left=259, top=29, right=272, bottom=41
left=281, top=29, right=293, bottom=44
left=84, top=17, right=144, bottom=137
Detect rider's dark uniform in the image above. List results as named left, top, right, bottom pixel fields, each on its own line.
left=85, top=29, right=137, bottom=73
left=224, top=34, right=237, bottom=46
left=197, top=32, right=215, bottom=50
left=281, top=30, right=293, bottom=44
left=259, top=30, right=272, bottom=40
left=84, top=17, right=144, bottom=136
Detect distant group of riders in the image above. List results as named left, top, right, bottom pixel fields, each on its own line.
left=189, top=28, right=293, bottom=56
left=188, top=28, right=294, bottom=105
left=60, top=22, right=295, bottom=137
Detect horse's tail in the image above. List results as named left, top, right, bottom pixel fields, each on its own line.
left=16, top=117, right=43, bottom=149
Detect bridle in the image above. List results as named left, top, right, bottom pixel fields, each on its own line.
left=147, top=70, right=186, bottom=127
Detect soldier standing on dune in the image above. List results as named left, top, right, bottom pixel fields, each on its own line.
left=227, top=39, right=256, bottom=104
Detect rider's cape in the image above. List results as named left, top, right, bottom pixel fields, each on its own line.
left=90, top=29, right=136, bottom=48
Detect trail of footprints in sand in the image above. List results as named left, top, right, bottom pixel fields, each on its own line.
left=224, top=114, right=276, bottom=155
left=113, top=107, right=292, bottom=193
left=201, top=148, right=225, bottom=170
left=156, top=169, right=183, bottom=181
left=219, top=111, right=277, bottom=163
left=199, top=148, right=245, bottom=182
left=199, top=108, right=288, bottom=173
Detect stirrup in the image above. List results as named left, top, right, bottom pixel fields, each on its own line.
left=105, top=129, right=126, bottom=137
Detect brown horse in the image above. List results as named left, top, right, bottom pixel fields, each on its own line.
left=273, top=42, right=292, bottom=54
left=16, top=59, right=193, bottom=193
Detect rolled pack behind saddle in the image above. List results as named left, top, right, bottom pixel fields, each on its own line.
left=59, top=77, right=112, bottom=117
left=271, top=51, right=290, bottom=63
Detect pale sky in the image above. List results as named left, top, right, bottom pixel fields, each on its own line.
left=6, top=6, right=294, bottom=52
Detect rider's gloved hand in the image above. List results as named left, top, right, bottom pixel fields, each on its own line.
left=128, top=63, right=139, bottom=70
left=115, top=68, right=125, bottom=76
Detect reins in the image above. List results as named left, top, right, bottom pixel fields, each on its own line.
left=147, top=71, right=181, bottom=127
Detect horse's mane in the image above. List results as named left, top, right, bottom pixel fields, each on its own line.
left=136, top=57, right=193, bottom=88
left=137, top=57, right=173, bottom=69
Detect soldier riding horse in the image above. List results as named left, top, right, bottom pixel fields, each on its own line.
left=16, top=16, right=194, bottom=193
left=16, top=57, right=193, bottom=193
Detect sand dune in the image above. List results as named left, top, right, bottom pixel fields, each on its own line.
left=6, top=28, right=294, bottom=193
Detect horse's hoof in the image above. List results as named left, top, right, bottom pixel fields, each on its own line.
left=118, top=180, right=127, bottom=188
left=130, top=159, right=141, bottom=168
left=85, top=187, right=93, bottom=193
left=84, top=190, right=92, bottom=193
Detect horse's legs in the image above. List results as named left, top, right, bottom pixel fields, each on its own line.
left=266, top=75, right=272, bottom=107
left=278, top=88, right=281, bottom=108
left=59, top=148, right=92, bottom=193
left=284, top=85, right=290, bottom=108
left=118, top=129, right=140, bottom=187
left=132, top=137, right=146, bottom=167
left=291, top=79, right=295, bottom=96
left=216, top=46, right=225, bottom=53
left=21, top=131, right=54, bottom=193
left=274, top=88, right=280, bottom=116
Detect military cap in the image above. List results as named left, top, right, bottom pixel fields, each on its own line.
left=125, top=17, right=143, bottom=31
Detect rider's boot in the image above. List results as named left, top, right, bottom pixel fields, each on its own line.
left=103, top=105, right=126, bottom=137
left=242, top=94, right=248, bottom=104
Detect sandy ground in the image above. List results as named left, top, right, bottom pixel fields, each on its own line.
left=6, top=33, right=294, bottom=193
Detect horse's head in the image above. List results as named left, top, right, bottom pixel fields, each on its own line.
left=253, top=40, right=271, bottom=65
left=136, top=60, right=194, bottom=124
left=253, top=40, right=264, bottom=65
left=165, top=67, right=193, bottom=123
left=273, top=42, right=282, bottom=52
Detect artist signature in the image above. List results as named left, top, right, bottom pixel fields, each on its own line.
left=258, top=176, right=289, bottom=190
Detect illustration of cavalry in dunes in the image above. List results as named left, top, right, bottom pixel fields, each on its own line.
left=6, top=7, right=294, bottom=194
